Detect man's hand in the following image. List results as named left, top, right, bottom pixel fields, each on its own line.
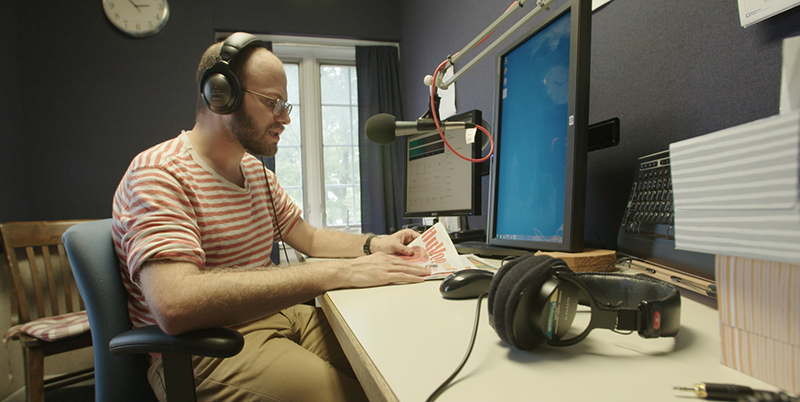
left=370, top=228, right=422, bottom=256
left=343, top=252, right=430, bottom=288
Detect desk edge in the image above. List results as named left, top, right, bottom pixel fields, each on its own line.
left=317, top=292, right=399, bottom=402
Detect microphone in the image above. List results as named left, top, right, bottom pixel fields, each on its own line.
left=365, top=113, right=475, bottom=145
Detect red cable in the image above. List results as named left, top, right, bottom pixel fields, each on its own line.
left=429, top=60, right=495, bottom=163
left=426, top=1, right=517, bottom=163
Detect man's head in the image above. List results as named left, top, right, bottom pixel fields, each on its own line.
left=195, top=34, right=291, bottom=157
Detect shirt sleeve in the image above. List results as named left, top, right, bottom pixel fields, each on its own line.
left=114, top=166, right=205, bottom=283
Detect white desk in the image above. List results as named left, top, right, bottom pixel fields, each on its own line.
left=317, top=274, right=779, bottom=401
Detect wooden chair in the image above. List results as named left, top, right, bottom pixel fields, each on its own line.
left=1, top=220, right=94, bottom=402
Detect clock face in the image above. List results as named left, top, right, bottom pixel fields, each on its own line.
left=103, top=0, right=169, bottom=38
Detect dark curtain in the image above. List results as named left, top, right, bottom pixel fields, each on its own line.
left=356, top=46, right=408, bottom=235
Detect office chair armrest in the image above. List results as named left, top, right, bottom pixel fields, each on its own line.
left=109, top=325, right=244, bottom=358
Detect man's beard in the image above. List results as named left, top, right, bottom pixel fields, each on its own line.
left=228, top=109, right=279, bottom=157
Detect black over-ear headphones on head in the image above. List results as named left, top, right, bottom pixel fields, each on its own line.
left=200, top=32, right=269, bottom=115
left=487, top=254, right=681, bottom=351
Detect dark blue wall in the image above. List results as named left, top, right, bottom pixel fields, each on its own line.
left=3, top=0, right=800, bottom=251
left=211, top=0, right=401, bottom=40
left=399, top=0, right=800, bottom=249
left=0, top=0, right=402, bottom=224
left=0, top=0, right=26, bottom=221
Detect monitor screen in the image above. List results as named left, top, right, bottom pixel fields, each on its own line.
left=487, top=0, right=591, bottom=252
left=404, top=110, right=482, bottom=218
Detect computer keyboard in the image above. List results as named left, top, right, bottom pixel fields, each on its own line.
left=616, top=150, right=716, bottom=283
left=619, top=150, right=675, bottom=239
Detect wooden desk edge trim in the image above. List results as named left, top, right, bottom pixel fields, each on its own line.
left=317, top=292, right=399, bottom=402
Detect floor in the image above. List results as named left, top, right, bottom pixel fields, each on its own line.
left=3, top=382, right=94, bottom=402
left=44, top=384, right=94, bottom=401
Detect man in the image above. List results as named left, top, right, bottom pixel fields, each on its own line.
left=112, top=33, right=429, bottom=401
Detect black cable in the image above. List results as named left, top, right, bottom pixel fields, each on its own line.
left=500, top=255, right=519, bottom=267
left=603, top=256, right=628, bottom=272
left=671, top=276, right=718, bottom=298
left=604, top=256, right=660, bottom=273
left=740, top=391, right=800, bottom=402
left=426, top=293, right=487, bottom=402
left=260, top=157, right=291, bottom=265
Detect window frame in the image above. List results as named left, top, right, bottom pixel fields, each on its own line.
left=272, top=44, right=357, bottom=231
left=215, top=33, right=399, bottom=232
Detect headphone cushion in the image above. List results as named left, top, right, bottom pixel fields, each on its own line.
left=504, top=257, right=570, bottom=350
left=489, top=254, right=553, bottom=347
left=488, top=254, right=531, bottom=314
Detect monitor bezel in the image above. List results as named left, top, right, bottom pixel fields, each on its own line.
left=403, top=109, right=483, bottom=218
left=486, top=0, right=591, bottom=253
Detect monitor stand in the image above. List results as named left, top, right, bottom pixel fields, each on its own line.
left=436, top=216, right=486, bottom=243
left=446, top=217, right=531, bottom=257
left=449, top=229, right=485, bottom=243
left=454, top=241, right=532, bottom=259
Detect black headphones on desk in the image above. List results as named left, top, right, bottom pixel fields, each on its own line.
left=487, top=254, right=681, bottom=351
left=200, top=32, right=269, bottom=115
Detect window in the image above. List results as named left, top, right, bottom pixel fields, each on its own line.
left=273, top=44, right=359, bottom=231
left=249, top=36, right=396, bottom=232
left=277, top=60, right=360, bottom=230
left=276, top=63, right=304, bottom=216
left=320, top=65, right=361, bottom=228
left=215, top=35, right=397, bottom=232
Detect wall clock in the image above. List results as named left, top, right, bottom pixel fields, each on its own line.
left=103, top=0, right=170, bottom=38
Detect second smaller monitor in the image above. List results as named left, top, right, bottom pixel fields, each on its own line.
left=404, top=110, right=483, bottom=218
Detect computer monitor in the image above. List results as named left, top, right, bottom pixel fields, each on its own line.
left=486, top=0, right=591, bottom=253
left=404, top=110, right=483, bottom=219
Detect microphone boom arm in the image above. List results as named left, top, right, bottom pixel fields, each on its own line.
left=434, top=0, right=556, bottom=90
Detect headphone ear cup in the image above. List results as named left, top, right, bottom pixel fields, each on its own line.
left=489, top=254, right=553, bottom=348
left=199, top=32, right=265, bottom=115
left=505, top=258, right=574, bottom=350
left=488, top=254, right=530, bottom=316
left=200, top=62, right=243, bottom=114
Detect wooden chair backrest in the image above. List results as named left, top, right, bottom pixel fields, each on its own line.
left=0, top=220, right=92, bottom=325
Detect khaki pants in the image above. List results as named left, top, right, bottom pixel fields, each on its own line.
left=147, top=304, right=368, bottom=402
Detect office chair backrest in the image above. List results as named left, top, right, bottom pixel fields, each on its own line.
left=63, top=219, right=157, bottom=402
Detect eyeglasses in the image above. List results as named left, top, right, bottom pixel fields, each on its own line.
left=244, top=89, right=293, bottom=117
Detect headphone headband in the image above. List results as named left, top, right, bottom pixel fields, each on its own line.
left=572, top=272, right=681, bottom=338
left=218, top=32, right=268, bottom=62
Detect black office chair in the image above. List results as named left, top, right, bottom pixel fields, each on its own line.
left=63, top=219, right=244, bottom=402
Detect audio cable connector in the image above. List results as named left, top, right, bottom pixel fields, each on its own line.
left=674, top=383, right=799, bottom=402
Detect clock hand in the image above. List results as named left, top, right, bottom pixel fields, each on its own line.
left=128, top=0, right=142, bottom=12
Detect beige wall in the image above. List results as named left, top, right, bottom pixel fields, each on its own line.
left=1, top=253, right=94, bottom=400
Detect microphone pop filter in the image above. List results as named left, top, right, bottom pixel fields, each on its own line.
left=366, top=113, right=397, bottom=145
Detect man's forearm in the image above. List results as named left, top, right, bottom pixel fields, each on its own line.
left=298, top=227, right=370, bottom=258
left=140, top=260, right=348, bottom=335
left=140, top=246, right=429, bottom=335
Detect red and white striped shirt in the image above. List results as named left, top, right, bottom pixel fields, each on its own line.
left=112, top=133, right=301, bottom=328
